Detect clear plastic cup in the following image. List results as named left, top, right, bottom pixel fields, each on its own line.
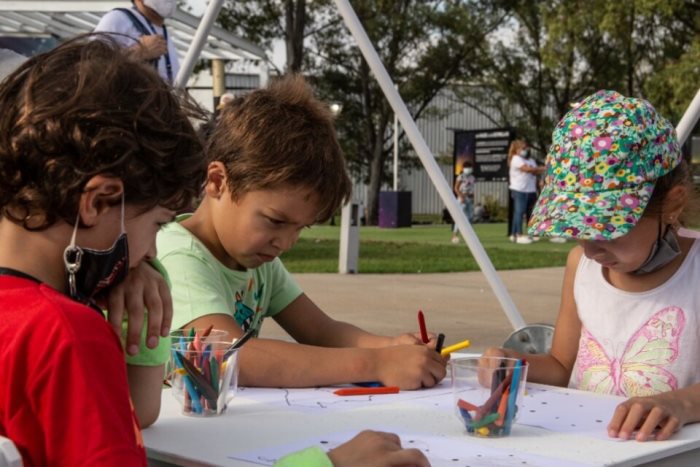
left=168, top=340, right=239, bottom=417
left=450, top=356, right=528, bottom=437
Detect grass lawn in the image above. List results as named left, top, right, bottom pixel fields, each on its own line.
left=282, top=222, right=574, bottom=273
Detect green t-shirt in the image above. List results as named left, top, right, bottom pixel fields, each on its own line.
left=156, top=216, right=303, bottom=333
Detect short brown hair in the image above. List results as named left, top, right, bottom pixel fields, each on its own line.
left=0, top=35, right=206, bottom=230
left=207, top=74, right=351, bottom=222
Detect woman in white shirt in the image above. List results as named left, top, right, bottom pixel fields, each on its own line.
left=508, top=140, right=544, bottom=244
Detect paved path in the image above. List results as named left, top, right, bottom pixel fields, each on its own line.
left=258, top=267, right=565, bottom=352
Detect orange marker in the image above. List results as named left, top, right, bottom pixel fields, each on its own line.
left=333, top=386, right=400, bottom=396
left=495, top=387, right=510, bottom=426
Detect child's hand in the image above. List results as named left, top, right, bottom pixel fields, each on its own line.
left=105, top=261, right=172, bottom=356
left=608, top=393, right=687, bottom=441
left=327, top=430, right=429, bottom=467
left=390, top=332, right=432, bottom=346
left=375, top=344, right=447, bottom=389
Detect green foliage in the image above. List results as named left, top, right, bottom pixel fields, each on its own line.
left=454, top=0, right=699, bottom=155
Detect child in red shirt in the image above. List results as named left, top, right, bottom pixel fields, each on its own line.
left=0, top=37, right=205, bottom=465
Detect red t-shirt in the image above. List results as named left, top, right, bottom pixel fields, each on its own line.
left=0, top=275, right=147, bottom=466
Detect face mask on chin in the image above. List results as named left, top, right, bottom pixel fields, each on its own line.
left=142, top=0, right=176, bottom=19
left=633, top=222, right=681, bottom=275
left=63, top=197, right=130, bottom=306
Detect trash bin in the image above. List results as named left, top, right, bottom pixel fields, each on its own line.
left=378, top=191, right=412, bottom=228
left=339, top=201, right=360, bottom=273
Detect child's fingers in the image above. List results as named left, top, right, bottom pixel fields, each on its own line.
left=158, top=277, right=173, bottom=337
left=142, top=281, right=165, bottom=348
left=106, top=283, right=126, bottom=337
left=123, top=280, right=146, bottom=356
left=653, top=416, right=681, bottom=441
left=607, top=403, right=631, bottom=438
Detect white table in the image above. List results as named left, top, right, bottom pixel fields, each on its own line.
left=143, top=381, right=700, bottom=467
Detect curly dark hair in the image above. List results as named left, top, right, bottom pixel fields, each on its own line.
left=0, top=35, right=207, bottom=230
left=206, top=74, right=351, bottom=222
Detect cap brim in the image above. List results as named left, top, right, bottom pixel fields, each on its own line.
left=527, top=182, right=654, bottom=241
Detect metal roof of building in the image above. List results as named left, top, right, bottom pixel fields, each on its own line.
left=0, top=0, right=267, bottom=62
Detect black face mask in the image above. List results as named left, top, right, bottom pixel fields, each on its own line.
left=63, top=199, right=129, bottom=305
left=633, top=222, right=681, bottom=275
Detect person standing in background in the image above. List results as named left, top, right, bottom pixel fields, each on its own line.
left=508, top=139, right=544, bottom=244
left=451, top=163, right=476, bottom=244
left=94, top=0, right=179, bottom=83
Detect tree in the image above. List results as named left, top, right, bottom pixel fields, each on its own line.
left=454, top=0, right=699, bottom=156
left=218, top=0, right=499, bottom=224
left=306, top=1, right=500, bottom=224
left=217, top=0, right=311, bottom=74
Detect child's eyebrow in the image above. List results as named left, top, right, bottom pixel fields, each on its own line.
left=265, top=208, right=312, bottom=226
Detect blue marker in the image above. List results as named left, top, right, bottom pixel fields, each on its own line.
left=504, top=359, right=523, bottom=432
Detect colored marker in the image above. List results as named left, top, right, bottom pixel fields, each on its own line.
left=333, top=386, right=400, bottom=396
left=417, top=310, right=429, bottom=344
left=435, top=333, right=446, bottom=354
left=440, top=339, right=471, bottom=356
left=504, top=359, right=524, bottom=429
left=354, top=381, right=383, bottom=387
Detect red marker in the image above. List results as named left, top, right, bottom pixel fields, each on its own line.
left=334, top=386, right=400, bottom=396
left=417, top=310, right=429, bottom=344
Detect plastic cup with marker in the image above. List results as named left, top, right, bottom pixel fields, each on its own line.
left=450, top=356, right=528, bottom=437
left=168, top=339, right=240, bottom=417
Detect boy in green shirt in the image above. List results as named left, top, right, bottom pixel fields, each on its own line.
left=157, top=74, right=446, bottom=390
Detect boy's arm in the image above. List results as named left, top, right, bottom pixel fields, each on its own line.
left=126, top=363, right=165, bottom=428
left=484, top=246, right=583, bottom=386
left=105, top=260, right=172, bottom=356
left=186, top=311, right=446, bottom=389
left=105, top=260, right=173, bottom=427
left=275, top=293, right=398, bottom=348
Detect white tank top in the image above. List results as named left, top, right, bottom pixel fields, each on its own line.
left=569, top=230, right=700, bottom=397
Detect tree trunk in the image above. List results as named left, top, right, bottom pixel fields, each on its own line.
left=285, top=0, right=306, bottom=73
left=366, top=145, right=385, bottom=225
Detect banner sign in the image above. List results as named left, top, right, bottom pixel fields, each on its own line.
left=453, top=128, right=514, bottom=181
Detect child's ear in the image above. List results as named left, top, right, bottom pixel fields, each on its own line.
left=663, top=185, right=688, bottom=223
left=79, top=175, right=124, bottom=226
left=204, top=161, right=227, bottom=199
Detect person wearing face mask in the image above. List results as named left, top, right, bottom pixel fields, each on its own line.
left=483, top=90, right=700, bottom=444
left=94, top=0, right=179, bottom=83
left=0, top=38, right=205, bottom=465
left=507, top=139, right=545, bottom=244
left=451, top=163, right=476, bottom=243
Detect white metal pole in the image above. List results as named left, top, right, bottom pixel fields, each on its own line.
left=393, top=111, right=399, bottom=191
left=676, top=88, right=700, bottom=146
left=173, top=0, right=226, bottom=89
left=333, top=0, right=525, bottom=330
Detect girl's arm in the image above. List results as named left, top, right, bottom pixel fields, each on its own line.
left=484, top=247, right=584, bottom=386
left=519, top=164, right=545, bottom=175
left=608, top=383, right=700, bottom=442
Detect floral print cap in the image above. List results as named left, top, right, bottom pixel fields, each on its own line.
left=527, top=90, right=681, bottom=241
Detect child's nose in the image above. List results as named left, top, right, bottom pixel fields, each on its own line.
left=273, top=230, right=300, bottom=252
left=580, top=240, right=604, bottom=257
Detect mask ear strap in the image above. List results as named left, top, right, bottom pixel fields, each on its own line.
left=120, top=194, right=126, bottom=232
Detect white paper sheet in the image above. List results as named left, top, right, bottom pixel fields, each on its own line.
left=229, top=430, right=597, bottom=467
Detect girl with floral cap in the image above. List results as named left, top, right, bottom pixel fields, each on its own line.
left=483, top=90, right=700, bottom=442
